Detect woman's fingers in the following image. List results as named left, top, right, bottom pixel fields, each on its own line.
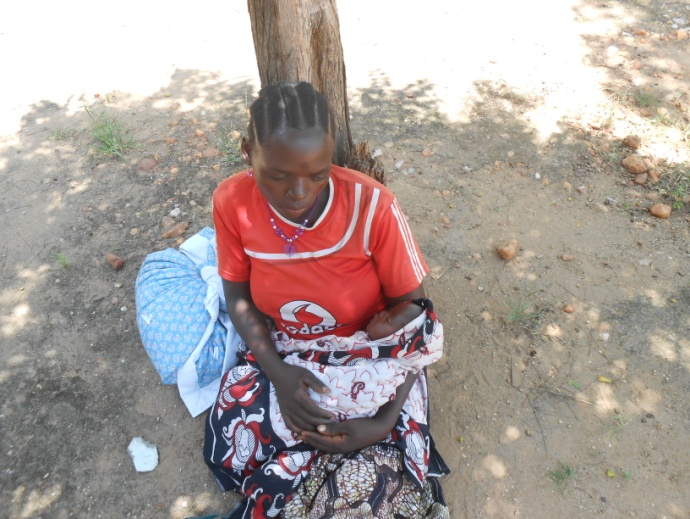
left=302, top=371, right=331, bottom=394
left=296, top=396, right=334, bottom=423
left=300, top=430, right=345, bottom=453
left=282, top=398, right=332, bottom=433
left=273, top=364, right=334, bottom=431
left=316, top=422, right=345, bottom=436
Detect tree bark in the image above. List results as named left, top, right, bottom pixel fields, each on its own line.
left=247, top=0, right=384, bottom=183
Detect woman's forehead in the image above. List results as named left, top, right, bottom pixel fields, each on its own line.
left=264, top=128, right=332, bottom=151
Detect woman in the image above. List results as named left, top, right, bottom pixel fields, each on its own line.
left=204, top=81, right=449, bottom=518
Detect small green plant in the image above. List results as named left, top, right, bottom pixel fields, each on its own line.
left=548, top=462, right=575, bottom=494
left=656, top=164, right=689, bottom=210
left=622, top=469, right=633, bottom=480
left=507, top=290, right=542, bottom=325
left=54, top=253, right=70, bottom=269
left=606, top=412, right=631, bottom=439
left=50, top=129, right=75, bottom=141
left=634, top=90, right=659, bottom=108
left=508, top=301, right=539, bottom=322
left=218, top=125, right=243, bottom=165
left=84, top=105, right=137, bottom=158
left=676, top=118, right=690, bottom=146
left=653, top=112, right=672, bottom=126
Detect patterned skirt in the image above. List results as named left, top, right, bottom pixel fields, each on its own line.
left=204, top=359, right=450, bottom=518
left=204, top=315, right=450, bottom=518
left=281, top=443, right=449, bottom=518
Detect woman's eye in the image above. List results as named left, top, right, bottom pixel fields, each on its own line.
left=310, top=175, right=325, bottom=182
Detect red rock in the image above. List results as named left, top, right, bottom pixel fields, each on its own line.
left=676, top=29, right=688, bottom=41
left=561, top=254, right=575, bottom=262
left=194, top=129, right=205, bottom=138
left=165, top=137, right=177, bottom=145
left=563, top=304, right=575, bottom=313
left=649, top=203, right=671, bottom=219
left=622, top=155, right=647, bottom=174
left=161, top=222, right=189, bottom=238
left=421, top=148, right=435, bottom=157
left=633, top=173, right=648, bottom=185
left=137, top=157, right=158, bottom=172
left=203, top=147, right=219, bottom=158
left=497, top=239, right=519, bottom=261
left=106, top=253, right=125, bottom=270
left=647, top=170, right=659, bottom=183
left=622, top=135, right=641, bottom=149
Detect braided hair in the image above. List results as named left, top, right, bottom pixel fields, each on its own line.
left=247, top=81, right=335, bottom=146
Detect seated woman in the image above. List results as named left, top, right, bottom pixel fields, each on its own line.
left=204, top=81, right=449, bottom=518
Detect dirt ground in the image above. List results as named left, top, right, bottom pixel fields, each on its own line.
left=2, top=1, right=690, bottom=518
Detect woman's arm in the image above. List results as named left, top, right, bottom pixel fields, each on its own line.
left=299, top=284, right=425, bottom=453
left=223, top=279, right=334, bottom=432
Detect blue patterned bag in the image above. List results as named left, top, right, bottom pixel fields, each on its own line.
left=135, top=227, right=239, bottom=416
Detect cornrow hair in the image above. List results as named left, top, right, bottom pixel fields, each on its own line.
left=247, top=81, right=335, bottom=146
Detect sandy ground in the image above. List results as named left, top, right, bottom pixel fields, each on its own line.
left=1, top=1, right=690, bottom=517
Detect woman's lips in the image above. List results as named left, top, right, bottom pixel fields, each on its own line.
left=279, top=204, right=311, bottom=218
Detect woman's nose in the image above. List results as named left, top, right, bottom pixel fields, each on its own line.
left=286, top=178, right=307, bottom=199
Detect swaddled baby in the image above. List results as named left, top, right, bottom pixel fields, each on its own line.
left=270, top=299, right=443, bottom=443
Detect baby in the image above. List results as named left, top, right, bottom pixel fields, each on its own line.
left=270, top=299, right=443, bottom=443
left=365, top=300, right=425, bottom=341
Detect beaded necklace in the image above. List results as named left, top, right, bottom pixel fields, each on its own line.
left=266, top=195, right=320, bottom=256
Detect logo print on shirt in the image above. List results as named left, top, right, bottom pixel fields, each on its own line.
left=279, top=300, right=337, bottom=336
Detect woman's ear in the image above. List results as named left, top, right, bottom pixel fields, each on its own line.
left=240, top=137, right=253, bottom=166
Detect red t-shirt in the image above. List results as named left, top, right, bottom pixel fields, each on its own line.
left=213, top=166, right=428, bottom=339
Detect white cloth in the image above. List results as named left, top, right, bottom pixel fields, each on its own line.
left=177, top=231, right=241, bottom=417
left=269, top=312, right=443, bottom=444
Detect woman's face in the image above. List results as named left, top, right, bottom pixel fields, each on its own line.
left=244, top=130, right=334, bottom=223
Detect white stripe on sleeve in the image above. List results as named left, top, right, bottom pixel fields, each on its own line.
left=363, top=188, right=381, bottom=256
left=391, top=199, right=426, bottom=282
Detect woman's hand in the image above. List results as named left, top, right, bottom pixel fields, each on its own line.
left=299, top=371, right=420, bottom=453
left=299, top=415, right=392, bottom=454
left=271, top=363, right=335, bottom=434
left=222, top=280, right=334, bottom=434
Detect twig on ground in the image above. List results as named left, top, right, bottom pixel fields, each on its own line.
left=527, top=394, right=549, bottom=457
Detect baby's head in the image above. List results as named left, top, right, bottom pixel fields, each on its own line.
left=366, top=301, right=424, bottom=340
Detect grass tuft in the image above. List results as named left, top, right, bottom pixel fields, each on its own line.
left=656, top=164, right=689, bottom=210
left=548, top=462, right=575, bottom=494
left=507, top=290, right=543, bottom=328
left=50, top=129, right=77, bottom=141
left=84, top=106, right=137, bottom=159
left=634, top=90, right=660, bottom=108
left=54, top=253, right=70, bottom=269
left=218, top=125, right=243, bottom=165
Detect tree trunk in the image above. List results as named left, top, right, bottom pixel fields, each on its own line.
left=247, top=0, right=384, bottom=184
